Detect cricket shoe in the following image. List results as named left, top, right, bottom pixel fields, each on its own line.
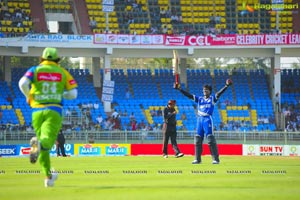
left=192, top=160, right=201, bottom=164
left=29, top=137, right=40, bottom=164
left=212, top=160, right=220, bottom=164
left=175, top=153, right=184, bottom=158
left=45, top=170, right=58, bottom=187
left=163, top=154, right=168, bottom=159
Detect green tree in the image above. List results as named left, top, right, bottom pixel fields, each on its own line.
left=148, top=58, right=172, bottom=68
left=11, top=56, right=39, bottom=67
left=194, top=58, right=231, bottom=69
left=59, top=57, right=76, bottom=69
left=291, top=58, right=300, bottom=68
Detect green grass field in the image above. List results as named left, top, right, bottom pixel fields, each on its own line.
left=0, top=156, right=299, bottom=200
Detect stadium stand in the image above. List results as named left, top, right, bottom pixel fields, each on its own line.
left=0, top=0, right=299, bottom=36
left=1, top=67, right=287, bottom=133
left=0, top=0, right=33, bottom=36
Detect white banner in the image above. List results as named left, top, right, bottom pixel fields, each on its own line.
left=101, top=94, right=113, bottom=102
left=117, top=34, right=130, bottom=44
left=102, top=80, right=114, bottom=103
left=94, top=34, right=164, bottom=45
left=102, top=87, right=114, bottom=95
left=103, top=80, right=115, bottom=87
left=23, top=34, right=93, bottom=43
left=243, top=144, right=300, bottom=156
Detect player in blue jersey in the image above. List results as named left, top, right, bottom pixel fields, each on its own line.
left=174, top=79, right=232, bottom=164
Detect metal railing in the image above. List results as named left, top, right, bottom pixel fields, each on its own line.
left=1, top=130, right=299, bottom=145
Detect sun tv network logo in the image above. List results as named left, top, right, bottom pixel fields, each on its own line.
left=240, top=1, right=299, bottom=15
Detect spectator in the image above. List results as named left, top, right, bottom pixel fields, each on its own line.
left=125, top=88, right=131, bottom=99
left=104, top=117, right=114, bottom=130
left=6, top=95, right=12, bottom=106
left=157, top=107, right=163, bottom=116
left=111, top=109, right=119, bottom=118
left=150, top=26, right=158, bottom=34
left=152, top=123, right=160, bottom=133
left=180, top=112, right=187, bottom=120
left=177, top=14, right=182, bottom=23
left=170, top=14, right=178, bottom=24
left=122, top=109, right=128, bottom=117
left=160, top=7, right=166, bottom=18
left=132, top=0, right=142, bottom=13
left=129, top=112, right=136, bottom=121
left=131, top=120, right=137, bottom=131
left=161, top=25, right=168, bottom=34
left=113, top=115, right=121, bottom=130
left=65, top=108, right=71, bottom=121
left=96, top=115, right=103, bottom=126
left=138, top=119, right=146, bottom=130
left=71, top=108, right=78, bottom=117
left=127, top=13, right=134, bottom=25
left=122, top=12, right=129, bottom=24
left=89, top=17, right=97, bottom=31
left=209, top=14, right=216, bottom=27
left=150, top=108, right=157, bottom=117
left=93, top=101, right=99, bottom=110
left=215, top=14, right=221, bottom=24
left=165, top=6, right=171, bottom=18
left=257, top=115, right=264, bottom=125
left=87, top=101, right=93, bottom=110
left=274, top=92, right=280, bottom=112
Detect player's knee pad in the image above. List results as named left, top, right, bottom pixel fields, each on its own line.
left=194, top=136, right=203, bottom=146
left=207, top=134, right=216, bottom=145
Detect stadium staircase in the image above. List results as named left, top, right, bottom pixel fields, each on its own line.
left=73, top=0, right=93, bottom=34
left=28, top=0, right=48, bottom=33
left=28, top=0, right=47, bottom=33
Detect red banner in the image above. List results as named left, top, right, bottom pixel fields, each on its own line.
left=131, top=144, right=243, bottom=156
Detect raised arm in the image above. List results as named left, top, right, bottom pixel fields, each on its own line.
left=174, top=83, right=194, bottom=100
left=216, top=79, right=233, bottom=99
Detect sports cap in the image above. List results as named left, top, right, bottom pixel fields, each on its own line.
left=42, top=47, right=59, bottom=61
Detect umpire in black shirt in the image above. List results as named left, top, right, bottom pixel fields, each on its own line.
left=162, top=100, right=184, bottom=158
left=56, top=130, right=67, bottom=157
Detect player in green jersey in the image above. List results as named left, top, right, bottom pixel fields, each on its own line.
left=19, top=47, right=78, bottom=187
